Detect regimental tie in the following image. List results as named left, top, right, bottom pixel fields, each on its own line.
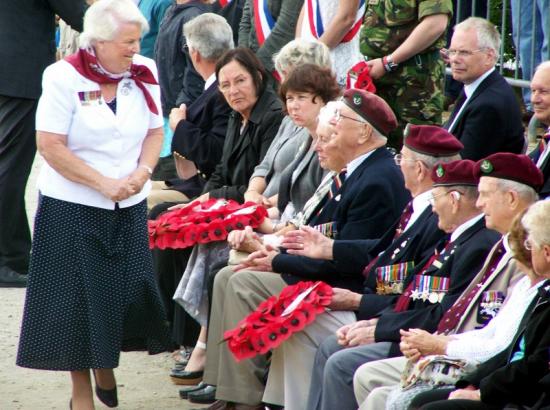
left=394, top=200, right=414, bottom=239
left=315, top=167, right=347, bottom=217
left=537, top=128, right=550, bottom=156
left=436, top=239, right=505, bottom=334
left=394, top=239, right=453, bottom=312
left=445, top=89, right=467, bottom=132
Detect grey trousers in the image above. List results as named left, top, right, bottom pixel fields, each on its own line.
left=353, top=356, right=407, bottom=409
left=203, top=265, right=286, bottom=405
left=264, top=310, right=356, bottom=410
left=306, top=335, right=393, bottom=410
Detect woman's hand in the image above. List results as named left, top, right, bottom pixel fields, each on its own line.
left=127, top=167, right=150, bottom=194
left=244, top=189, right=268, bottom=204
left=98, top=176, right=134, bottom=202
left=227, top=226, right=264, bottom=253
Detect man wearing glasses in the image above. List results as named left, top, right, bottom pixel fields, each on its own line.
left=444, top=17, right=524, bottom=160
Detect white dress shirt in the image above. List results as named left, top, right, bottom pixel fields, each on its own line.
left=35, top=54, right=163, bottom=210
left=446, top=274, right=545, bottom=362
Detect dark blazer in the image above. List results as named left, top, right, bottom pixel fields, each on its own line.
left=203, top=89, right=283, bottom=201
left=171, top=80, right=231, bottom=181
left=529, top=141, right=550, bottom=199
left=273, top=147, right=411, bottom=291
left=445, top=70, right=525, bottom=161
left=0, top=0, right=86, bottom=99
left=374, top=218, right=500, bottom=352
left=350, top=208, right=447, bottom=320
left=457, top=282, right=550, bottom=408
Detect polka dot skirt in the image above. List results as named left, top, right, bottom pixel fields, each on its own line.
left=17, top=196, right=172, bottom=371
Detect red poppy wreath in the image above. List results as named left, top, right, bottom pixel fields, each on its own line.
left=223, top=281, right=333, bottom=361
left=148, top=199, right=268, bottom=249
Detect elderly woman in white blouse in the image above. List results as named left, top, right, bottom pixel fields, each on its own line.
left=17, top=1, right=171, bottom=409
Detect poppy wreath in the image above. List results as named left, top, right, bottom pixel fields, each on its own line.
left=223, top=281, right=333, bottom=361
left=148, top=198, right=268, bottom=249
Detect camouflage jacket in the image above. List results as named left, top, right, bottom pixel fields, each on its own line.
left=360, top=0, right=453, bottom=58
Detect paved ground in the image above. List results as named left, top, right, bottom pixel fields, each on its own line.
left=0, top=155, right=198, bottom=409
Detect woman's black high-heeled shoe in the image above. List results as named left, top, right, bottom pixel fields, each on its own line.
left=92, top=370, right=118, bottom=408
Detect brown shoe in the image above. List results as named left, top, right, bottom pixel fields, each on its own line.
left=191, top=400, right=230, bottom=410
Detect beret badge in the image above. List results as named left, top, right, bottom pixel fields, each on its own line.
left=352, top=93, right=362, bottom=106
left=435, top=164, right=445, bottom=178
left=480, top=160, right=494, bottom=174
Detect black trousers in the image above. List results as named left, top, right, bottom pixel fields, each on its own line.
left=410, top=387, right=499, bottom=410
left=0, top=95, right=37, bottom=273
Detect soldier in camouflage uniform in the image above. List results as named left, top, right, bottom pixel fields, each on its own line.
left=361, top=0, right=453, bottom=148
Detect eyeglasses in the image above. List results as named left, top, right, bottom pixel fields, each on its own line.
left=428, top=190, right=464, bottom=205
left=333, top=109, right=366, bottom=124
left=446, top=48, right=487, bottom=58
left=394, top=154, right=418, bottom=166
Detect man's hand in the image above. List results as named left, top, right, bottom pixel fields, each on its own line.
left=336, top=319, right=378, bottom=347
left=366, top=58, right=386, bottom=80
left=234, top=245, right=279, bottom=272
left=328, top=288, right=362, bottom=311
left=281, top=226, right=334, bottom=259
left=169, top=104, right=187, bottom=131
left=449, top=388, right=481, bottom=401
left=399, top=339, right=421, bottom=362
left=400, top=328, right=448, bottom=356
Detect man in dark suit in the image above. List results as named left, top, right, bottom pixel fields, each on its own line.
left=305, top=159, right=500, bottom=410
left=0, top=1, right=87, bottom=286
left=444, top=17, right=525, bottom=161
left=200, top=89, right=410, bottom=409
left=150, top=12, right=233, bottom=208
left=528, top=62, right=550, bottom=198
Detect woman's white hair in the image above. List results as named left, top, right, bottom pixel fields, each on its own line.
left=522, top=200, right=550, bottom=248
left=79, top=0, right=149, bottom=49
left=273, top=38, right=331, bottom=75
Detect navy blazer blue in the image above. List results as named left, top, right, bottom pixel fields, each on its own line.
left=529, top=144, right=550, bottom=198
left=347, top=208, right=447, bottom=320
left=171, top=81, right=231, bottom=181
left=273, top=147, right=411, bottom=291
left=373, top=217, right=500, bottom=354
left=446, top=70, right=525, bottom=161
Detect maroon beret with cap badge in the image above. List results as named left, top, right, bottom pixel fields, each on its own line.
left=473, top=153, right=543, bottom=192
left=432, top=159, right=478, bottom=187
left=342, top=88, right=397, bottom=136
left=403, top=124, right=464, bottom=157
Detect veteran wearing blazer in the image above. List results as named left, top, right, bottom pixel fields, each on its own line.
left=444, top=18, right=524, bottom=161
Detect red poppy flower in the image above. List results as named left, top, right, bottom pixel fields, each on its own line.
left=208, top=220, right=227, bottom=241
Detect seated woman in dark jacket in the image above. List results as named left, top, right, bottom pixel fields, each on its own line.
left=151, top=47, right=283, bottom=374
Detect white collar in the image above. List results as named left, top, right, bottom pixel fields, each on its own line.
left=450, top=213, right=484, bottom=242
left=463, top=67, right=495, bottom=99
left=412, top=189, right=432, bottom=214
left=204, top=73, right=216, bottom=90
left=346, top=150, right=374, bottom=178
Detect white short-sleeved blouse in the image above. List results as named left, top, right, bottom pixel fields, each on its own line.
left=35, top=53, right=164, bottom=210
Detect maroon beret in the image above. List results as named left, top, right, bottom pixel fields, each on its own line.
left=432, top=159, right=478, bottom=187
left=342, top=88, right=398, bottom=136
left=403, top=124, right=464, bottom=157
left=473, top=153, right=543, bottom=191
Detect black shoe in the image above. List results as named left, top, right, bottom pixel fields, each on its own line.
left=170, top=369, right=204, bottom=385
left=93, top=370, right=118, bottom=408
left=179, top=381, right=207, bottom=399
left=0, top=266, right=27, bottom=288
left=188, top=384, right=216, bottom=404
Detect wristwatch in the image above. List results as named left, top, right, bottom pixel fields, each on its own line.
left=382, top=55, right=399, bottom=72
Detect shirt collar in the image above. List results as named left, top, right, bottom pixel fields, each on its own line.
left=464, top=67, right=494, bottom=98
left=450, top=213, right=484, bottom=242
left=412, top=190, right=432, bottom=214
left=346, top=149, right=375, bottom=178
left=204, top=73, right=216, bottom=90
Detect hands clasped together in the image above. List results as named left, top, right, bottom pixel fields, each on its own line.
left=98, top=167, right=150, bottom=202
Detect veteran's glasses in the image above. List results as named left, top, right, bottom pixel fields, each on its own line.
left=445, top=48, right=487, bottom=58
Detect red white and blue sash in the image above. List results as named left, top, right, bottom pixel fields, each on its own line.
left=306, top=0, right=366, bottom=43
left=253, top=0, right=276, bottom=45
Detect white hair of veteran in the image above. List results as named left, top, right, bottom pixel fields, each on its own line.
left=79, top=0, right=149, bottom=49
left=184, top=13, right=234, bottom=61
